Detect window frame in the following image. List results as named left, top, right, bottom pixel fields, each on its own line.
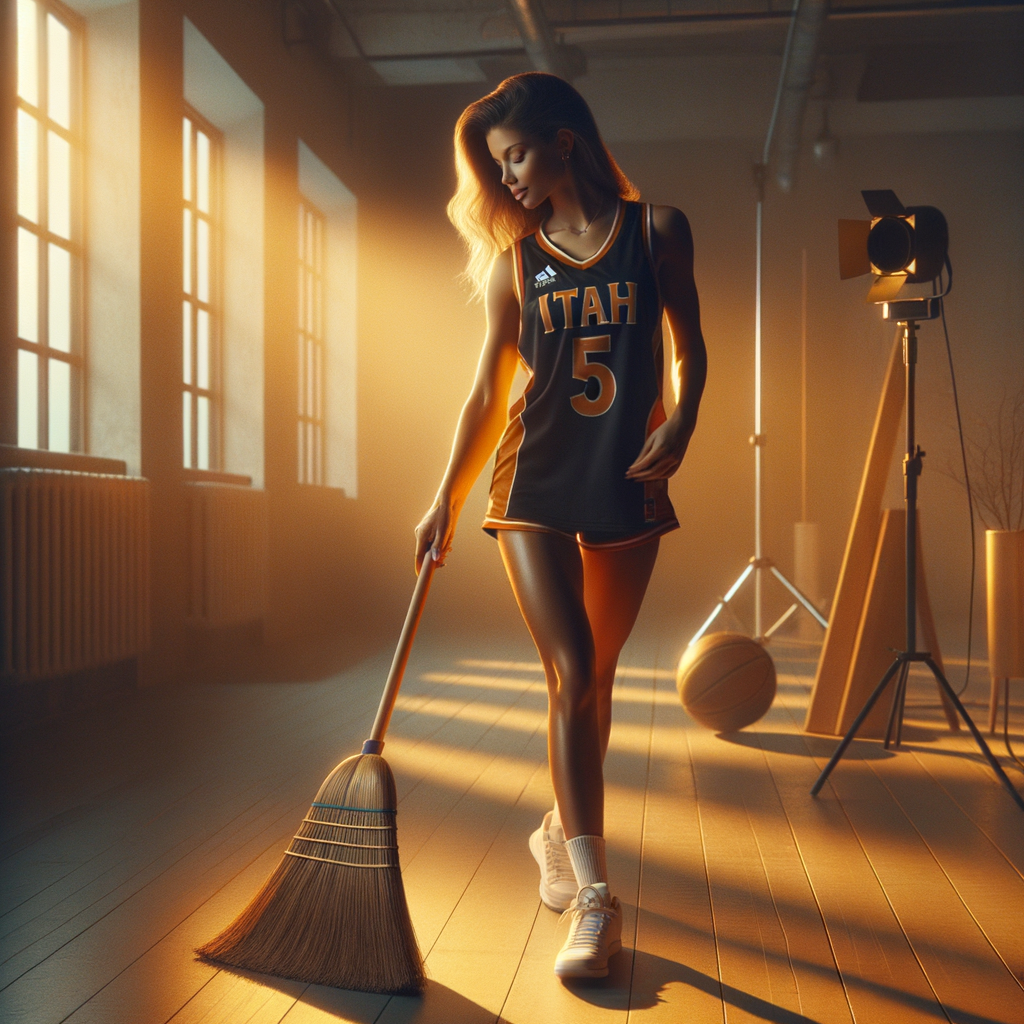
left=15, top=0, right=86, bottom=454
left=297, top=197, right=326, bottom=487
left=181, top=104, right=224, bottom=472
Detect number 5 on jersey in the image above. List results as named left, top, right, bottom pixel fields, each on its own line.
left=570, top=335, right=616, bottom=417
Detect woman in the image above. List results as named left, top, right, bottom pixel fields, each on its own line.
left=415, top=73, right=706, bottom=980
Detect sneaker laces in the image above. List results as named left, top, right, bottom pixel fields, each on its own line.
left=559, top=890, right=615, bottom=947
left=546, top=832, right=573, bottom=880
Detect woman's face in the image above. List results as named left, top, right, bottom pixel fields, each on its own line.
left=486, top=126, right=568, bottom=210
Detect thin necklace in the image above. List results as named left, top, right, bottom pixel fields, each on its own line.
left=549, top=202, right=605, bottom=237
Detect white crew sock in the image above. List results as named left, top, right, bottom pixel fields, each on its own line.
left=565, top=834, right=608, bottom=889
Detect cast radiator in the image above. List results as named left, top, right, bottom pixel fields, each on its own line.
left=1, top=468, right=151, bottom=679
left=186, top=482, right=268, bottom=626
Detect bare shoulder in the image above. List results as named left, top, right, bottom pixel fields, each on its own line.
left=487, top=246, right=517, bottom=305
left=484, top=246, right=522, bottom=351
left=650, top=205, right=694, bottom=254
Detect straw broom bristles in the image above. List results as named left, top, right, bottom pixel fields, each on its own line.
left=196, top=751, right=426, bottom=994
left=199, top=559, right=436, bottom=994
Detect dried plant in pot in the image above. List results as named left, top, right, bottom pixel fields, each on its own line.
left=945, top=385, right=1024, bottom=730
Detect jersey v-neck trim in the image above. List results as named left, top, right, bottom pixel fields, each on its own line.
left=535, top=199, right=624, bottom=269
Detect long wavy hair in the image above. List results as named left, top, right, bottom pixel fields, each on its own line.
left=447, top=73, right=638, bottom=299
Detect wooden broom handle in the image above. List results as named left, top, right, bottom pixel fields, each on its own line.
left=361, top=556, right=436, bottom=754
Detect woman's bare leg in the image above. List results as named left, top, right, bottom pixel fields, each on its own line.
left=497, top=530, right=602, bottom=840
left=582, top=538, right=660, bottom=761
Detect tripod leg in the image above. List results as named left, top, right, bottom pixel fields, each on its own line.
left=925, top=657, right=1024, bottom=813
left=765, top=603, right=799, bottom=639
left=895, top=667, right=909, bottom=747
left=769, top=566, right=828, bottom=629
left=689, top=563, right=754, bottom=646
left=884, top=661, right=909, bottom=750
left=811, top=656, right=904, bottom=797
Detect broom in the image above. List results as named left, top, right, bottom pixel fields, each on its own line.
left=196, top=557, right=436, bottom=994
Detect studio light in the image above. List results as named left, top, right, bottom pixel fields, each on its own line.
left=813, top=190, right=1024, bottom=814
left=838, top=189, right=948, bottom=313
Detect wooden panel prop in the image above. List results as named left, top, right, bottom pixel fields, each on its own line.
left=805, top=333, right=904, bottom=734
left=804, top=325, right=959, bottom=738
left=834, top=511, right=957, bottom=738
left=836, top=508, right=906, bottom=738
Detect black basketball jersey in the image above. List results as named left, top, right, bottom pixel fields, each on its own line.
left=483, top=200, right=677, bottom=541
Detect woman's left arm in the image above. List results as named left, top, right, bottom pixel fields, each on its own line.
left=625, top=205, right=708, bottom=481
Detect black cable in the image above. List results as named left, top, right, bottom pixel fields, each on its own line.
left=1003, top=679, right=1024, bottom=773
left=938, top=259, right=975, bottom=699
left=939, top=261, right=1022, bottom=777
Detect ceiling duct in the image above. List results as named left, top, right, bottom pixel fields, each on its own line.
left=506, top=0, right=579, bottom=80
left=772, top=0, right=829, bottom=192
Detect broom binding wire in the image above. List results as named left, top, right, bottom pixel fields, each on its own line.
left=196, top=752, right=426, bottom=994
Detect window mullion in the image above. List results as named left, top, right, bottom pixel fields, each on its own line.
left=212, top=133, right=222, bottom=471
left=38, top=146, right=50, bottom=450
left=190, top=119, right=196, bottom=469
left=37, top=5, right=49, bottom=449
left=297, top=198, right=326, bottom=486
left=181, top=110, right=221, bottom=473
left=193, top=121, right=200, bottom=471
left=16, top=0, right=83, bottom=454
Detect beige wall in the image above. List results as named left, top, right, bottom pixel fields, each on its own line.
left=620, top=131, right=1024, bottom=657
left=5, top=0, right=1019, bottom=701
left=349, top=83, right=1023, bottom=665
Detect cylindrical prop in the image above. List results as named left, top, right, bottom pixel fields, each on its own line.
left=986, top=530, right=1024, bottom=679
left=794, top=521, right=822, bottom=640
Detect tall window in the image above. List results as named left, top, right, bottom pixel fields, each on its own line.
left=16, top=0, right=83, bottom=453
left=297, top=200, right=325, bottom=486
left=182, top=108, right=221, bottom=471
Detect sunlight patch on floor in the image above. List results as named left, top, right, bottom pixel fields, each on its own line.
left=456, top=658, right=678, bottom=681
left=416, top=672, right=681, bottom=706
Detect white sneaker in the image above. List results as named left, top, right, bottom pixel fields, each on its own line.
left=529, top=811, right=577, bottom=912
left=554, top=883, right=622, bottom=979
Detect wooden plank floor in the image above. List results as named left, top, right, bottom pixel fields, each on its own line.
left=2, top=626, right=1023, bottom=1024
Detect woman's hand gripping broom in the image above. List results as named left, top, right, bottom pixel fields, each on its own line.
left=195, top=557, right=437, bottom=994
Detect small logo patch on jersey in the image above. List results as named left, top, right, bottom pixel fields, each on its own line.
left=533, top=265, right=558, bottom=288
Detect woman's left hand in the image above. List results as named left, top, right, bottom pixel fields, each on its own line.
left=625, top=415, right=693, bottom=481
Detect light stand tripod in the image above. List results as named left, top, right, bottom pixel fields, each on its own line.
left=690, top=168, right=828, bottom=645
left=811, top=313, right=1024, bottom=812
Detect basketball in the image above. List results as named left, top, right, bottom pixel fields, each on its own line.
left=676, top=632, right=777, bottom=732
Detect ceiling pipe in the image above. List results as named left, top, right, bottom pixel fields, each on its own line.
left=771, top=0, right=829, bottom=192
left=506, top=0, right=574, bottom=78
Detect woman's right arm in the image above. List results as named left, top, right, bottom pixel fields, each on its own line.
left=414, top=248, right=521, bottom=569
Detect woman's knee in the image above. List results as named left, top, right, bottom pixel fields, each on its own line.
left=547, top=649, right=598, bottom=718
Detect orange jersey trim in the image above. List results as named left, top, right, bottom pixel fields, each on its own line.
left=642, top=202, right=669, bottom=435
left=535, top=199, right=625, bottom=271
left=510, top=240, right=525, bottom=306
left=487, top=360, right=535, bottom=518
left=482, top=515, right=678, bottom=550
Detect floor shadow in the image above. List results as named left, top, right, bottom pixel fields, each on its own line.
left=623, top=937, right=1014, bottom=1024
left=718, top=731, right=896, bottom=760
left=563, top=948, right=826, bottom=1023
left=209, top=963, right=498, bottom=1023
left=308, top=979, right=499, bottom=1024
